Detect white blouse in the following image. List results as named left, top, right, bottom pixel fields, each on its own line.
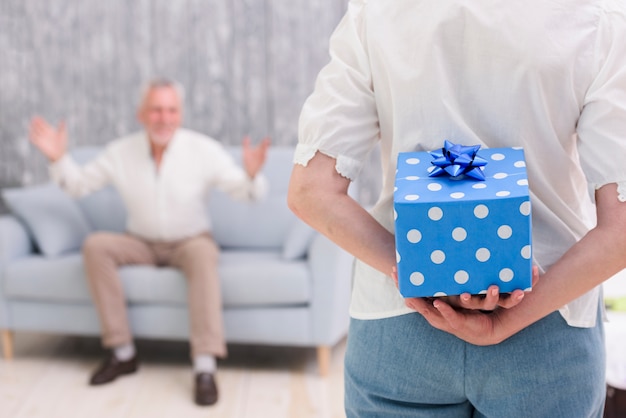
left=50, top=129, right=268, bottom=242
left=296, top=0, right=626, bottom=327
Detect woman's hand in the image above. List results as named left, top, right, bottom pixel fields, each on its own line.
left=391, top=265, right=540, bottom=345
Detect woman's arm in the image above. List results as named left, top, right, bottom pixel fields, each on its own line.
left=288, top=151, right=397, bottom=274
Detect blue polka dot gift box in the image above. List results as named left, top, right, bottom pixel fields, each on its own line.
left=394, top=141, right=533, bottom=297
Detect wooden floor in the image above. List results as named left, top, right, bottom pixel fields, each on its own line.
left=0, top=333, right=346, bottom=418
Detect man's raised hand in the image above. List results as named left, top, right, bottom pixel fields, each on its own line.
left=242, top=136, right=271, bottom=178
left=29, top=116, right=67, bottom=162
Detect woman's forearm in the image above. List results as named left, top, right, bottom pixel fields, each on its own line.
left=288, top=152, right=396, bottom=275
left=498, top=183, right=626, bottom=339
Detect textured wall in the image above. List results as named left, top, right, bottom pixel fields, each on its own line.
left=0, top=0, right=350, bottom=201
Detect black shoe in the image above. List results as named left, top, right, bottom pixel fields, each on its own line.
left=194, top=372, right=219, bottom=406
left=89, top=352, right=139, bottom=385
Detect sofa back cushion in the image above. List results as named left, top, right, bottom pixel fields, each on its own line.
left=209, top=146, right=298, bottom=249
left=71, top=147, right=128, bottom=233
left=70, top=145, right=297, bottom=249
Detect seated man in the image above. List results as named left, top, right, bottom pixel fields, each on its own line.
left=28, top=78, right=271, bottom=406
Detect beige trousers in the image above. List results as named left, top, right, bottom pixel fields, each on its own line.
left=82, top=231, right=226, bottom=358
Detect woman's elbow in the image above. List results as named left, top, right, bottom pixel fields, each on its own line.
left=287, top=175, right=311, bottom=220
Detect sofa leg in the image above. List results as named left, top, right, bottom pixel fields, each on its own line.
left=2, top=329, right=14, bottom=360
left=317, top=345, right=331, bottom=377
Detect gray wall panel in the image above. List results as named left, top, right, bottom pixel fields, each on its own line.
left=0, top=0, right=352, bottom=210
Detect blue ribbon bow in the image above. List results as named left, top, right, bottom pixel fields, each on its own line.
left=429, top=140, right=488, bottom=181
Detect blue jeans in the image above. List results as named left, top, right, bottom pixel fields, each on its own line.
left=345, top=308, right=605, bottom=417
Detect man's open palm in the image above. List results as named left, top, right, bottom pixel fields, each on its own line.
left=29, top=116, right=67, bottom=162
left=242, top=136, right=271, bottom=178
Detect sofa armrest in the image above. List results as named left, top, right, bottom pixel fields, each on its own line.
left=307, top=233, right=354, bottom=345
left=1, top=214, right=35, bottom=328
left=0, top=215, right=34, bottom=263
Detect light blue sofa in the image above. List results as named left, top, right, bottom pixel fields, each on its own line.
left=0, top=146, right=354, bottom=375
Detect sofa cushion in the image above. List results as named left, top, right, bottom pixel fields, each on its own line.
left=2, top=184, right=92, bottom=257
left=77, top=187, right=127, bottom=233
left=218, top=250, right=310, bottom=307
left=210, top=193, right=297, bottom=249
left=209, top=147, right=298, bottom=249
left=282, top=219, right=317, bottom=260
left=4, top=254, right=90, bottom=299
left=70, top=147, right=127, bottom=232
left=4, top=250, right=310, bottom=308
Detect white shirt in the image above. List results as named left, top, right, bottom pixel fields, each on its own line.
left=296, top=0, right=626, bottom=327
left=50, top=128, right=268, bottom=242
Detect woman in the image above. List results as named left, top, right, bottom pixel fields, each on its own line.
left=288, top=1, right=626, bottom=416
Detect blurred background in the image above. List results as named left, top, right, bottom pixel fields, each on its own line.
left=0, top=0, right=382, bottom=211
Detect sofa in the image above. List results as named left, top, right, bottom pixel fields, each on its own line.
left=0, top=145, right=354, bottom=375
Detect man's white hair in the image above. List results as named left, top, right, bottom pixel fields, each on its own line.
left=137, top=78, right=185, bottom=108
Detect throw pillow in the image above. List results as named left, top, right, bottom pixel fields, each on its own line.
left=2, top=183, right=92, bottom=257
left=282, top=219, right=317, bottom=260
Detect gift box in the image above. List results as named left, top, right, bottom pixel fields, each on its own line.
left=394, top=142, right=532, bottom=297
